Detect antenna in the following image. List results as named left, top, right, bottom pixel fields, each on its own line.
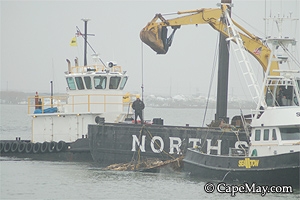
left=76, top=20, right=107, bottom=67
left=82, top=19, right=90, bottom=66
left=141, top=42, right=144, bottom=101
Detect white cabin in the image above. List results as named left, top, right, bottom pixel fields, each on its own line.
left=27, top=60, right=135, bottom=143
left=249, top=36, right=300, bottom=157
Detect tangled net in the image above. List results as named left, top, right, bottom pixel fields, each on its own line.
left=104, top=156, right=183, bottom=172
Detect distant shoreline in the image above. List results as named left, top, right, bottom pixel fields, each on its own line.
left=0, top=90, right=255, bottom=109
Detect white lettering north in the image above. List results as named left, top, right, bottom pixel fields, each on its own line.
left=189, top=138, right=201, bottom=148
left=169, top=137, right=182, bottom=154
left=150, top=136, right=164, bottom=153
left=131, top=135, right=205, bottom=154
left=131, top=135, right=146, bottom=152
left=207, top=139, right=222, bottom=155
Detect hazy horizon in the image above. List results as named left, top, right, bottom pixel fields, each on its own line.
left=1, top=0, right=299, bottom=100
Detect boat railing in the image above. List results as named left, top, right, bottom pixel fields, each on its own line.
left=27, top=93, right=134, bottom=115
left=67, top=64, right=123, bottom=74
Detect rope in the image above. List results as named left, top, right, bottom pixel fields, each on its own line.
left=131, top=124, right=179, bottom=170
left=202, top=34, right=219, bottom=127
left=231, top=12, right=265, bottom=37
left=233, top=130, right=248, bottom=156
left=222, top=171, right=231, bottom=182
left=142, top=126, right=176, bottom=160
left=131, top=127, right=144, bottom=170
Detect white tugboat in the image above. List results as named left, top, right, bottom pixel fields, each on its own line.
left=29, top=57, right=132, bottom=143
left=0, top=19, right=135, bottom=161
left=183, top=5, right=300, bottom=186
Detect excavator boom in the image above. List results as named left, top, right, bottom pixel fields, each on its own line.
left=140, top=5, right=279, bottom=75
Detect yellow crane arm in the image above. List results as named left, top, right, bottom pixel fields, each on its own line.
left=140, top=6, right=279, bottom=76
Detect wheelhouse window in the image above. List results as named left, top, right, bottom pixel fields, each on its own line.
left=66, top=77, right=76, bottom=90
left=272, top=129, right=277, bottom=140
left=94, top=76, right=107, bottom=89
left=255, top=130, right=261, bottom=141
left=263, top=129, right=269, bottom=141
left=75, top=77, right=85, bottom=90
left=109, top=76, right=121, bottom=89
left=280, top=127, right=300, bottom=140
left=119, top=77, right=128, bottom=90
left=84, top=77, right=92, bottom=89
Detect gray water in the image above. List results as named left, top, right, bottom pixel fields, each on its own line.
left=0, top=104, right=299, bottom=199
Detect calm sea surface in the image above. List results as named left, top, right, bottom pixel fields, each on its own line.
left=0, top=104, right=299, bottom=199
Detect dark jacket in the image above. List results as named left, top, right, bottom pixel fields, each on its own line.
left=132, top=99, right=145, bottom=112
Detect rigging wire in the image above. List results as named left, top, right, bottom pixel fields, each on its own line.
left=280, top=42, right=300, bottom=68
left=202, top=34, right=219, bottom=127
left=231, top=12, right=265, bottom=37
left=76, top=26, right=107, bottom=67
left=141, top=42, right=144, bottom=101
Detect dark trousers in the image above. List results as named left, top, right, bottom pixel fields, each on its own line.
left=134, top=111, right=143, bottom=124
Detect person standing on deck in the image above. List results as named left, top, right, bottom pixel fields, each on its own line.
left=132, top=94, right=145, bottom=124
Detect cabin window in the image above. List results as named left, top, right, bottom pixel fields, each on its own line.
left=109, top=76, right=121, bottom=89
left=94, top=76, right=107, bottom=89
left=255, top=130, right=261, bottom=141
left=280, top=127, right=300, bottom=140
left=66, top=77, right=76, bottom=90
left=84, top=77, right=92, bottom=89
left=119, top=77, right=128, bottom=90
left=272, top=129, right=277, bottom=140
left=75, top=77, right=85, bottom=90
left=265, top=91, right=273, bottom=106
left=263, top=129, right=269, bottom=141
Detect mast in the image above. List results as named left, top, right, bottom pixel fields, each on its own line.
left=215, top=0, right=232, bottom=123
left=82, top=19, right=90, bottom=66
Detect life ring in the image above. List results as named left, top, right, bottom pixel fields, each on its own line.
left=25, top=142, right=33, bottom=153
left=10, top=142, right=19, bottom=153
left=56, top=141, right=66, bottom=152
left=41, top=142, right=49, bottom=153
left=48, top=141, right=57, bottom=153
left=33, top=143, right=41, bottom=154
left=18, top=142, right=26, bottom=153
left=4, top=142, right=12, bottom=153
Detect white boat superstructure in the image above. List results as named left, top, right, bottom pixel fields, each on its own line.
left=27, top=59, right=135, bottom=143
left=26, top=19, right=135, bottom=143
left=27, top=60, right=135, bottom=143
left=248, top=16, right=300, bottom=157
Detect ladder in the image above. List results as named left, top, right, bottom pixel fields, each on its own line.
left=223, top=9, right=262, bottom=107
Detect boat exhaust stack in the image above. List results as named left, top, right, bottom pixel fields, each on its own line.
left=75, top=57, right=78, bottom=66
left=66, top=59, right=71, bottom=74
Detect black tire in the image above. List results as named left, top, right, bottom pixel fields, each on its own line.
left=4, top=142, right=12, bottom=153
left=32, top=142, right=41, bottom=154
left=18, top=142, right=26, bottom=153
left=40, top=142, right=48, bottom=153
left=0, top=142, right=5, bottom=153
left=55, top=141, right=66, bottom=152
left=25, top=142, right=33, bottom=153
left=10, top=142, right=19, bottom=153
left=48, top=141, right=57, bottom=153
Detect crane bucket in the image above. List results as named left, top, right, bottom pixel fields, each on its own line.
left=140, top=25, right=169, bottom=54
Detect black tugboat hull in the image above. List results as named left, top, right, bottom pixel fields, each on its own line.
left=88, top=123, right=248, bottom=167
left=183, top=148, right=300, bottom=187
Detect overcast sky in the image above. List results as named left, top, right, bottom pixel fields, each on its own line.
left=1, top=0, right=299, bottom=100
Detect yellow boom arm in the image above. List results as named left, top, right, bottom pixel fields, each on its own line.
left=140, top=6, right=279, bottom=76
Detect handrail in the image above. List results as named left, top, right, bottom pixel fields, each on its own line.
left=28, top=93, right=135, bottom=114
left=68, top=64, right=123, bottom=74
